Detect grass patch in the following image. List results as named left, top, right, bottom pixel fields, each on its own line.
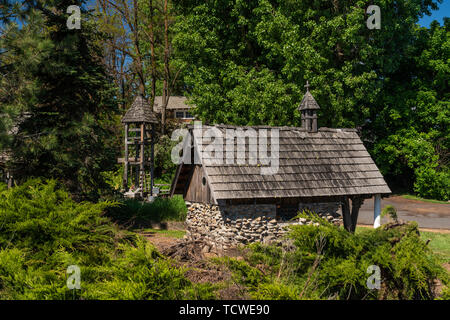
left=106, top=195, right=187, bottom=228
left=400, top=194, right=449, bottom=204
left=140, top=228, right=186, bottom=239
left=420, top=231, right=450, bottom=264
left=357, top=226, right=450, bottom=264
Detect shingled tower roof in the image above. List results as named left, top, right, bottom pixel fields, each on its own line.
left=122, top=95, right=159, bottom=124
left=298, top=81, right=320, bottom=111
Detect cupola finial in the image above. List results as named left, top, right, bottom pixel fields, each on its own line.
left=298, top=81, right=320, bottom=132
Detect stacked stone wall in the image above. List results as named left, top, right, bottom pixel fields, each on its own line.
left=185, top=201, right=342, bottom=253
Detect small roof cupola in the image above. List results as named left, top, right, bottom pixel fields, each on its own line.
left=121, top=95, right=159, bottom=124
left=298, top=81, right=320, bottom=132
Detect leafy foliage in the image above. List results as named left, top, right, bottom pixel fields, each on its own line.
left=222, top=212, right=448, bottom=300
left=0, top=179, right=208, bottom=300
left=173, top=0, right=448, bottom=200
left=0, top=1, right=121, bottom=200
left=381, top=205, right=398, bottom=223
left=154, top=134, right=179, bottom=182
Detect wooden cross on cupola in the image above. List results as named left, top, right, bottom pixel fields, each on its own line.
left=304, top=80, right=310, bottom=92
left=298, top=80, right=320, bottom=132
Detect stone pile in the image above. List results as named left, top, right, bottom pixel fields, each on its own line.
left=184, top=201, right=342, bottom=253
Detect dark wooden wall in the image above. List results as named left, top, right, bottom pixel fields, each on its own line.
left=184, top=165, right=215, bottom=204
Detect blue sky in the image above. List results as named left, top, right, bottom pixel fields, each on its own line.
left=418, top=0, right=449, bottom=27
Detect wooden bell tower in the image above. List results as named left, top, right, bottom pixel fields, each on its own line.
left=119, top=95, right=159, bottom=198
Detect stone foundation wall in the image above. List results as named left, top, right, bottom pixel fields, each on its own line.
left=185, top=201, right=342, bottom=252
left=298, top=202, right=341, bottom=224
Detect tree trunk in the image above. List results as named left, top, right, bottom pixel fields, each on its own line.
left=133, top=0, right=146, bottom=96
left=161, top=0, right=170, bottom=135
left=149, top=0, right=157, bottom=110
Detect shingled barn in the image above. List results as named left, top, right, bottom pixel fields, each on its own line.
left=170, top=83, right=391, bottom=251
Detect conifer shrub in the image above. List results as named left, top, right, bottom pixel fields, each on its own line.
left=0, top=179, right=210, bottom=300
left=224, top=212, right=449, bottom=300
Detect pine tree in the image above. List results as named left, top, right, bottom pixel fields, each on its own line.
left=1, top=1, right=120, bottom=199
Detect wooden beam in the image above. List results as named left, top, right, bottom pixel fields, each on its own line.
left=341, top=196, right=352, bottom=232
left=350, top=196, right=363, bottom=233
left=134, top=140, right=139, bottom=187
left=139, top=123, right=145, bottom=195
left=118, top=158, right=152, bottom=164
left=126, top=138, right=151, bottom=145
left=150, top=125, right=155, bottom=196
left=170, top=163, right=183, bottom=197
left=123, top=124, right=129, bottom=190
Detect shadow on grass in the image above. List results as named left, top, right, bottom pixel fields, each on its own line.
left=106, top=195, right=187, bottom=230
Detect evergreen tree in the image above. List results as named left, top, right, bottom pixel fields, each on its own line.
left=0, top=1, right=119, bottom=199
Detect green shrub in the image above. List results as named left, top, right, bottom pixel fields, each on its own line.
left=233, top=212, right=448, bottom=300
left=437, top=286, right=450, bottom=300
left=0, top=179, right=205, bottom=300
left=101, top=166, right=123, bottom=191
left=381, top=205, right=398, bottom=223
left=414, top=167, right=450, bottom=201
left=222, top=257, right=266, bottom=289
left=252, top=282, right=301, bottom=300
left=81, top=238, right=193, bottom=300
left=154, top=135, right=179, bottom=182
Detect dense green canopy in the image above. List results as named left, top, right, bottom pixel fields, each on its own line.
left=0, top=0, right=448, bottom=200
left=0, top=1, right=120, bottom=200
left=172, top=0, right=449, bottom=199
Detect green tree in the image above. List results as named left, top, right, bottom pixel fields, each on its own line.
left=173, top=0, right=448, bottom=199
left=373, top=19, right=449, bottom=200
left=173, top=0, right=439, bottom=125
left=0, top=1, right=119, bottom=199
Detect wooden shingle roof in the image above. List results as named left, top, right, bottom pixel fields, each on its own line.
left=298, top=91, right=320, bottom=110
left=122, top=96, right=158, bottom=124
left=153, top=96, right=192, bottom=112
left=171, top=124, right=391, bottom=201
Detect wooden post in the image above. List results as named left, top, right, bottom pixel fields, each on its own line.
left=140, top=123, right=145, bottom=196
left=312, top=112, right=318, bottom=132
left=374, top=194, right=381, bottom=228
left=134, top=133, right=139, bottom=187
left=301, top=111, right=306, bottom=129
left=350, top=196, right=363, bottom=233
left=7, top=172, right=13, bottom=189
left=150, top=125, right=155, bottom=196
left=342, top=196, right=352, bottom=232
left=123, top=124, right=129, bottom=190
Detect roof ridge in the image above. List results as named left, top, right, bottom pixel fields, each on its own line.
left=187, top=124, right=357, bottom=132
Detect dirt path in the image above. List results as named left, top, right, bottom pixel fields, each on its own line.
left=142, top=231, right=248, bottom=299
left=356, top=196, right=450, bottom=230
left=140, top=230, right=180, bottom=252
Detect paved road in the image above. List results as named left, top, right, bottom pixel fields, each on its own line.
left=350, top=196, right=450, bottom=230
